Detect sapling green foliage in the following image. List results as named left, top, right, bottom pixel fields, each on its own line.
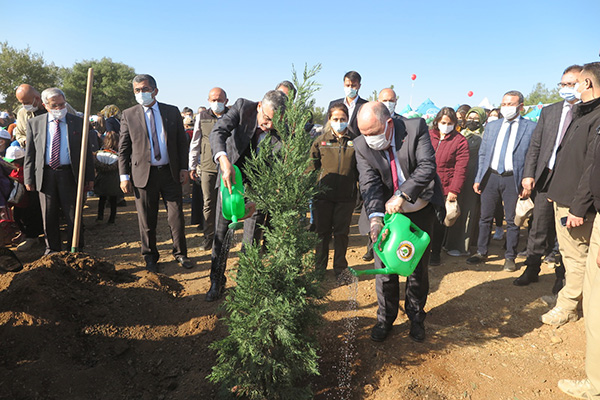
left=209, top=64, right=324, bottom=400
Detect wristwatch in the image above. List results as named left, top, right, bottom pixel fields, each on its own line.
left=394, top=190, right=410, bottom=202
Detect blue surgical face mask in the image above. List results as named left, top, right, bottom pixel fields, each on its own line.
left=559, top=86, right=579, bottom=102
left=344, top=86, right=358, bottom=99
left=330, top=121, right=348, bottom=133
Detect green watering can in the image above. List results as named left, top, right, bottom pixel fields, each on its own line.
left=349, top=213, right=430, bottom=277
left=220, top=165, right=245, bottom=230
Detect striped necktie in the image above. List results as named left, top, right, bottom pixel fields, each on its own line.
left=49, top=119, right=61, bottom=169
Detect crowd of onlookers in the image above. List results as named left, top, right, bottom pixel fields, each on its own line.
left=1, top=62, right=600, bottom=398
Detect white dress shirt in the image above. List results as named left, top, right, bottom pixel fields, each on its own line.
left=548, top=102, right=577, bottom=170
left=45, top=113, right=70, bottom=166
left=491, top=117, right=520, bottom=172
left=344, top=96, right=359, bottom=121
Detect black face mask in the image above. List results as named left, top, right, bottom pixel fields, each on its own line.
left=466, top=120, right=480, bottom=131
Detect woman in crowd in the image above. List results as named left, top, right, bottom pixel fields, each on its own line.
left=308, top=103, right=358, bottom=278
left=446, top=106, right=487, bottom=256
left=428, top=107, right=469, bottom=265
left=455, top=104, right=471, bottom=132
left=101, top=104, right=121, bottom=134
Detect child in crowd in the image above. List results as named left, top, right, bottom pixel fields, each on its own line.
left=94, top=131, right=120, bottom=224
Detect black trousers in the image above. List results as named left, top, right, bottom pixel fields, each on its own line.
left=477, top=172, right=519, bottom=259
left=210, top=188, right=266, bottom=283
left=133, top=165, right=187, bottom=264
left=375, top=204, right=435, bottom=325
left=190, top=179, right=204, bottom=227
left=14, top=190, right=43, bottom=239
left=525, top=190, right=556, bottom=262
left=98, top=196, right=117, bottom=221
left=313, top=199, right=355, bottom=274
left=39, top=166, right=80, bottom=252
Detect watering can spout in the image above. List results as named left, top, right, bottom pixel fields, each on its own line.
left=349, top=266, right=391, bottom=277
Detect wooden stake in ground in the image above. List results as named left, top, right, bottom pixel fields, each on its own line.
left=71, top=67, right=94, bottom=253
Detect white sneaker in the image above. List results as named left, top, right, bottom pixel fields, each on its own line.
left=492, top=227, right=504, bottom=241
left=558, top=379, right=593, bottom=399
left=541, top=306, right=578, bottom=326
left=16, top=238, right=37, bottom=252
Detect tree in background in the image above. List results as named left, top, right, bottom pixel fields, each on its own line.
left=310, top=105, right=325, bottom=125
left=524, top=82, right=562, bottom=106
left=209, top=64, right=324, bottom=399
left=0, top=42, right=60, bottom=112
left=61, top=57, right=136, bottom=113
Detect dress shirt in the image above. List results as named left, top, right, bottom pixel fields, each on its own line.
left=45, top=113, right=70, bottom=166
left=344, top=96, right=359, bottom=121
left=491, top=116, right=520, bottom=172
left=143, top=102, right=169, bottom=166
left=548, top=101, right=578, bottom=169
left=368, top=129, right=406, bottom=220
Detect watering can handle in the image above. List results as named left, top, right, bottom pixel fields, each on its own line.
left=377, top=228, right=390, bottom=252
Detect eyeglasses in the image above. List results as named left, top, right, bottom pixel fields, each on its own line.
left=133, top=86, right=154, bottom=94
left=260, top=107, right=273, bottom=123
left=557, top=82, right=577, bottom=88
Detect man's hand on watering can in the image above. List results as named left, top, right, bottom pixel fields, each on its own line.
left=369, top=217, right=384, bottom=243
left=218, top=155, right=235, bottom=194
left=385, top=194, right=405, bottom=214
left=241, top=202, right=256, bottom=220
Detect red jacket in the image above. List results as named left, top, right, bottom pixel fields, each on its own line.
left=429, top=128, right=469, bottom=195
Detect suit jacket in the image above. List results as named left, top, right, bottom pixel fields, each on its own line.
left=209, top=98, right=280, bottom=173
left=522, top=101, right=566, bottom=189
left=24, top=113, right=94, bottom=191
left=327, top=96, right=368, bottom=138
left=475, top=117, right=536, bottom=192
left=355, top=117, right=443, bottom=231
left=118, top=102, right=189, bottom=188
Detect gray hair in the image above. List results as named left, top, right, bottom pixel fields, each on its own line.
left=503, top=90, right=524, bottom=104
left=132, top=74, right=157, bottom=89
left=262, top=90, right=287, bottom=114
left=41, top=88, right=66, bottom=104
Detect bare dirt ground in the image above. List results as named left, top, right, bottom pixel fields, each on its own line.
left=0, top=194, right=586, bottom=399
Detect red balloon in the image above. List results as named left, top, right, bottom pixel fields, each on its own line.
left=467, top=91, right=473, bottom=97
left=411, top=74, right=417, bottom=81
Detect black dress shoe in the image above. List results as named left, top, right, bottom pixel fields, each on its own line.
left=409, top=321, right=426, bottom=342
left=513, top=268, right=539, bottom=286
left=370, top=321, right=392, bottom=342
left=205, top=281, right=224, bottom=302
left=146, top=261, right=159, bottom=273
left=466, top=253, right=487, bottom=265
left=175, top=255, right=194, bottom=269
left=362, top=247, right=374, bottom=262
left=201, top=237, right=213, bottom=251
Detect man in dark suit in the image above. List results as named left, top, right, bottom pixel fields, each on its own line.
left=327, top=71, right=367, bottom=138
left=206, top=90, right=287, bottom=301
left=24, top=88, right=94, bottom=255
left=467, top=91, right=536, bottom=271
left=515, top=65, right=583, bottom=287
left=118, top=74, right=193, bottom=272
left=355, top=101, right=442, bottom=343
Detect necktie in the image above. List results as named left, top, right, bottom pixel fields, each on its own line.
left=49, top=119, right=61, bottom=169
left=557, top=104, right=573, bottom=145
left=148, top=108, right=161, bottom=161
left=388, top=148, right=400, bottom=192
left=497, top=121, right=514, bottom=174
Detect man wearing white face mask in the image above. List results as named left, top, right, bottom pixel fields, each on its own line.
left=514, top=65, right=582, bottom=290
left=118, top=74, right=193, bottom=272
left=468, top=91, right=536, bottom=272
left=23, top=88, right=95, bottom=254
left=327, top=71, right=367, bottom=138
left=354, top=102, right=443, bottom=343
left=378, top=88, right=399, bottom=119
left=189, top=87, right=229, bottom=250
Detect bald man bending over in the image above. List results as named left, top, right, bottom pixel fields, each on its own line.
left=354, top=102, right=443, bottom=343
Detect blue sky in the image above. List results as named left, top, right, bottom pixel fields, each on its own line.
left=4, top=0, right=600, bottom=112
